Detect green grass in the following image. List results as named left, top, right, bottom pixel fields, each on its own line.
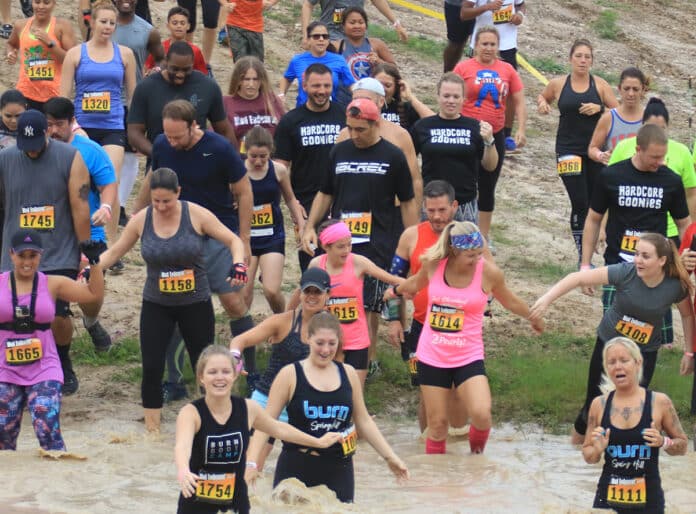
left=505, top=256, right=577, bottom=284
left=593, top=69, right=620, bottom=87
left=368, top=24, right=444, bottom=62
left=593, top=10, right=621, bottom=40
left=526, top=57, right=566, bottom=76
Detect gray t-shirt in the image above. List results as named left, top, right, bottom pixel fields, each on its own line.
left=309, top=0, right=366, bottom=39
left=0, top=141, right=80, bottom=272
left=114, top=15, right=153, bottom=85
left=598, top=262, right=687, bottom=351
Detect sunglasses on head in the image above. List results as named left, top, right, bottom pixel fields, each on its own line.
left=310, top=33, right=330, bottom=40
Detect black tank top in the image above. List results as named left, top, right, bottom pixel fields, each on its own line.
left=555, top=74, right=603, bottom=156
left=255, top=310, right=309, bottom=396
left=179, top=396, right=250, bottom=513
left=595, top=389, right=663, bottom=511
left=283, top=361, right=354, bottom=459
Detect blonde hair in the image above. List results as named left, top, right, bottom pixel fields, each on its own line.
left=422, top=221, right=480, bottom=262
left=92, top=1, right=118, bottom=17
left=195, top=344, right=238, bottom=386
left=599, top=337, right=643, bottom=393
left=474, top=25, right=500, bottom=46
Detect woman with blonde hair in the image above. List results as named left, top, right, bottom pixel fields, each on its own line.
left=584, top=337, right=688, bottom=512
left=383, top=221, right=543, bottom=455
left=531, top=233, right=695, bottom=444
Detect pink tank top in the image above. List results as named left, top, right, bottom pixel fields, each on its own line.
left=0, top=272, right=61, bottom=385
left=319, top=253, right=369, bottom=351
left=417, top=257, right=488, bottom=368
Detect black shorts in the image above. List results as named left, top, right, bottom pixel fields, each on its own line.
left=83, top=127, right=126, bottom=148
left=177, top=0, right=221, bottom=31
left=342, top=348, right=368, bottom=370
left=251, top=240, right=285, bottom=258
left=362, top=275, right=390, bottom=314
left=499, top=48, right=518, bottom=70
left=274, top=449, right=354, bottom=503
left=45, top=269, right=78, bottom=317
left=444, top=2, right=475, bottom=44
left=401, top=319, right=423, bottom=386
left=417, top=359, right=486, bottom=389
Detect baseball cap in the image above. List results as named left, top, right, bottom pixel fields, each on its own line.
left=346, top=98, right=380, bottom=122
left=351, top=77, right=385, bottom=97
left=16, top=110, right=47, bottom=152
left=300, top=267, right=331, bottom=292
left=11, top=229, right=43, bottom=253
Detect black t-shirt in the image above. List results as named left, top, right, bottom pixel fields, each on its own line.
left=381, top=99, right=420, bottom=131
left=127, top=71, right=227, bottom=143
left=591, top=158, right=688, bottom=264
left=321, top=137, right=415, bottom=268
left=273, top=103, right=346, bottom=209
left=411, top=115, right=484, bottom=204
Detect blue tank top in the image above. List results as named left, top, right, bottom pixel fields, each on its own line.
left=605, top=108, right=641, bottom=153
left=595, top=389, right=663, bottom=511
left=140, top=201, right=210, bottom=306
left=249, top=161, right=284, bottom=250
left=340, top=38, right=373, bottom=80
left=74, top=42, right=125, bottom=130
left=283, top=361, right=354, bottom=459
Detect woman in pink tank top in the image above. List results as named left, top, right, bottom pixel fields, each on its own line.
left=310, top=220, right=404, bottom=387
left=385, top=221, right=543, bottom=455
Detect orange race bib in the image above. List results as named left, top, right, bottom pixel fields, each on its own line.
left=159, top=269, right=195, bottom=293
left=619, top=229, right=641, bottom=262
left=196, top=472, right=235, bottom=504
left=81, top=91, right=111, bottom=113
left=332, top=7, right=345, bottom=23
left=615, top=316, right=653, bottom=345
left=250, top=203, right=274, bottom=237
left=327, top=296, right=359, bottom=323
left=26, top=59, right=55, bottom=81
left=340, top=212, right=372, bottom=244
left=429, top=304, right=464, bottom=333
left=407, top=353, right=418, bottom=377
left=5, top=338, right=42, bottom=365
left=607, top=476, right=646, bottom=508
left=20, top=205, right=54, bottom=230
left=340, top=425, right=357, bottom=456
left=492, top=4, right=513, bottom=24
left=557, top=154, right=582, bottom=175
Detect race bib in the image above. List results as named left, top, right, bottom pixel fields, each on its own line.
left=615, top=316, right=653, bottom=345
left=327, top=296, right=359, bottom=323
left=81, top=91, right=111, bottom=113
left=340, top=425, right=357, bottom=456
left=340, top=212, right=372, bottom=244
left=159, top=269, right=195, bottom=293
left=607, top=476, right=646, bottom=508
left=20, top=205, right=54, bottom=230
left=196, top=472, right=235, bottom=504
left=407, top=353, right=418, bottom=378
left=5, top=338, right=42, bottom=365
left=250, top=204, right=274, bottom=237
left=492, top=4, right=513, bottom=24
left=26, top=59, right=55, bottom=81
left=429, top=304, right=464, bottom=333
left=619, top=229, right=641, bottom=262
left=332, top=7, right=345, bottom=23
left=557, top=154, right=582, bottom=175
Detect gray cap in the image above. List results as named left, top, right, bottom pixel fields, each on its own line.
left=351, top=77, right=385, bottom=97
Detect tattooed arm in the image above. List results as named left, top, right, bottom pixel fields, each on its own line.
left=68, top=151, right=92, bottom=242
left=655, top=392, right=688, bottom=456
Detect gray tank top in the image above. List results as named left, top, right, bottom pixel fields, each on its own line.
left=113, top=15, right=152, bottom=84
left=605, top=108, right=642, bottom=153
left=0, top=141, right=80, bottom=272
left=141, top=200, right=210, bottom=306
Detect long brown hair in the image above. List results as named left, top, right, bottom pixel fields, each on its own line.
left=639, top=232, right=692, bottom=295
left=227, top=56, right=282, bottom=122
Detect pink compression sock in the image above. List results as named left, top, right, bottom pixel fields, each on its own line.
left=469, top=426, right=491, bottom=454
left=425, top=437, right=446, bottom=454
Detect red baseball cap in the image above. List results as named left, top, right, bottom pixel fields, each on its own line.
left=346, top=98, right=380, bottom=122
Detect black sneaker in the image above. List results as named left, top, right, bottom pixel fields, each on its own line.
left=63, top=369, right=79, bottom=395
left=85, top=319, right=112, bottom=352
left=118, top=206, right=128, bottom=227
left=0, top=24, right=12, bottom=39
left=20, top=0, right=33, bottom=17
left=109, top=260, right=125, bottom=275
left=162, top=382, right=188, bottom=403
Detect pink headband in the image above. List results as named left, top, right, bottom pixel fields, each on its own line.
left=319, top=222, right=352, bottom=246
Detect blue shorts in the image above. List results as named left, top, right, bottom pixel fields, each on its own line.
left=251, top=389, right=288, bottom=423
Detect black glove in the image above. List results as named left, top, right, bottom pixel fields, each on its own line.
left=79, top=240, right=102, bottom=265
left=230, top=262, right=248, bottom=283
left=79, top=266, right=91, bottom=282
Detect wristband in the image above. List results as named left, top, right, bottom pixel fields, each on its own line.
left=100, top=203, right=112, bottom=213
left=278, top=93, right=285, bottom=98
left=392, top=284, right=402, bottom=297
left=246, top=461, right=258, bottom=469
left=392, top=19, right=402, bottom=28
left=483, top=138, right=494, bottom=147
left=580, top=264, right=591, bottom=271
left=685, top=352, right=694, bottom=357
left=230, top=349, right=244, bottom=374
left=661, top=436, right=673, bottom=449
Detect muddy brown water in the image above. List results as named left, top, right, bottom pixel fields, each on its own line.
left=2, top=413, right=695, bottom=514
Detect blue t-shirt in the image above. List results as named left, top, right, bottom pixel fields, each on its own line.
left=283, top=52, right=355, bottom=107
left=71, top=134, right=117, bottom=242
left=151, top=131, right=246, bottom=231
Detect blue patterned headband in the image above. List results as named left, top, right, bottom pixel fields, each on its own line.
left=451, top=231, right=484, bottom=250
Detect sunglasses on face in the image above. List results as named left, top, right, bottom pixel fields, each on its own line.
left=310, top=33, right=330, bottom=40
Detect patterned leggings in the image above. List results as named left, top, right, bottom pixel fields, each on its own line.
left=0, top=380, right=65, bottom=450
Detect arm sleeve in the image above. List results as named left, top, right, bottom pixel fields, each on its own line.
left=207, top=81, right=228, bottom=124
left=508, top=66, right=524, bottom=94
left=283, top=56, right=299, bottom=81
left=607, top=262, right=633, bottom=287
left=90, top=146, right=117, bottom=186
left=273, top=114, right=293, bottom=161
left=222, top=144, right=247, bottom=184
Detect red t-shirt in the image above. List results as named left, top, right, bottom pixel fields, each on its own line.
left=222, top=94, right=285, bottom=154
left=454, top=57, right=523, bottom=133
left=145, top=39, right=207, bottom=75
